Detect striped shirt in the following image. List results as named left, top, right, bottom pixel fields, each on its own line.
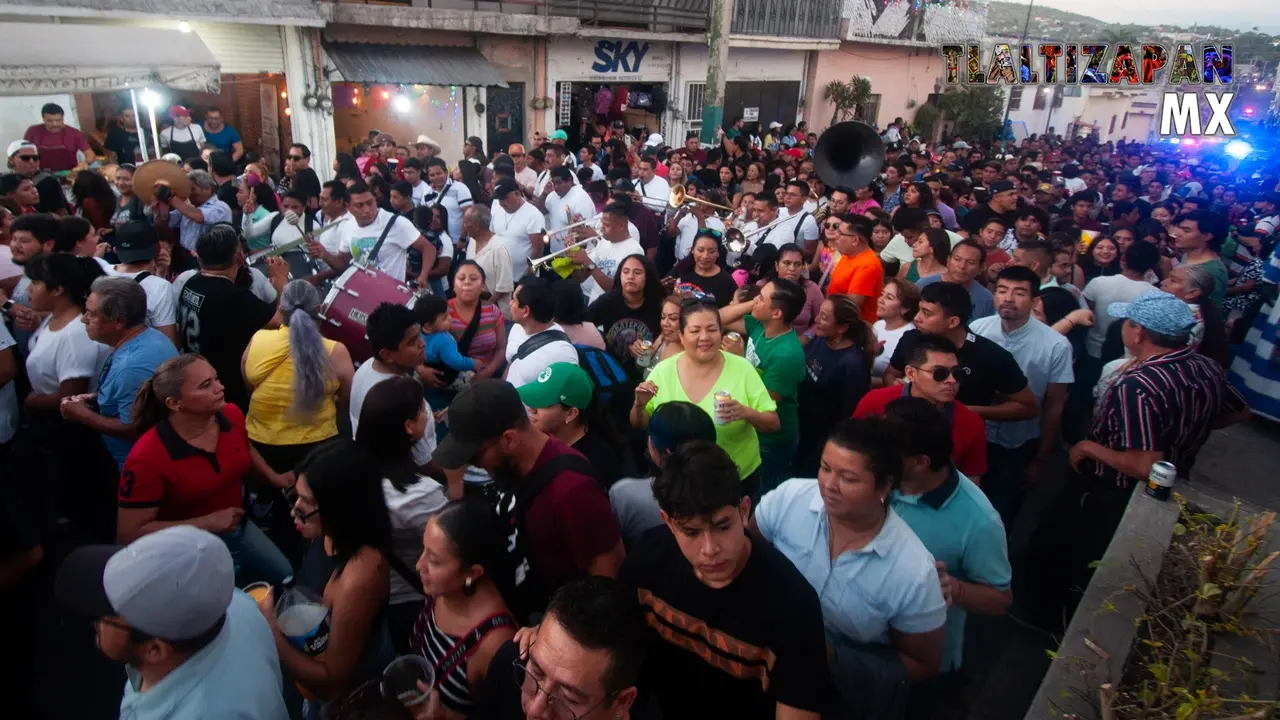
left=1088, top=346, right=1246, bottom=487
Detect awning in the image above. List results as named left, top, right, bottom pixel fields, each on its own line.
left=0, top=24, right=220, bottom=96
left=325, top=43, right=508, bottom=88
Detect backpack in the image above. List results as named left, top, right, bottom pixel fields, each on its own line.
left=515, top=330, right=630, bottom=401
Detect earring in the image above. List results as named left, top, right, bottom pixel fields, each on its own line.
left=463, top=576, right=476, bottom=596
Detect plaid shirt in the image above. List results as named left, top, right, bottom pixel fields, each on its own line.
left=1088, top=346, right=1246, bottom=487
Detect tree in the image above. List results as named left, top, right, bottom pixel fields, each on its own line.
left=822, top=76, right=873, bottom=126
left=934, top=85, right=1006, bottom=142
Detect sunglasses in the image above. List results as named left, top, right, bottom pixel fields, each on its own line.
left=287, top=155, right=305, bottom=161
left=911, top=365, right=965, bottom=382
left=696, top=228, right=724, bottom=240
left=823, top=221, right=842, bottom=230
left=17, top=155, right=38, bottom=161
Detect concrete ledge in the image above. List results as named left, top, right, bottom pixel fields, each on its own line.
left=1025, top=488, right=1181, bottom=719
left=729, top=33, right=840, bottom=50
left=0, top=0, right=327, bottom=26
left=327, top=3, right=580, bottom=35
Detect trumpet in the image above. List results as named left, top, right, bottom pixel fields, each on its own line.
left=528, top=234, right=598, bottom=276
left=669, top=184, right=734, bottom=213
left=546, top=211, right=602, bottom=238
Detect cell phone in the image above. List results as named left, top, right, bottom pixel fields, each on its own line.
left=1, top=299, right=13, bottom=314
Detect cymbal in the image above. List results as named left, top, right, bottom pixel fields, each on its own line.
left=132, top=160, right=191, bottom=204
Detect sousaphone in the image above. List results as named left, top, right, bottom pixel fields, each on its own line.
left=132, top=159, right=192, bottom=204
left=813, top=121, right=886, bottom=191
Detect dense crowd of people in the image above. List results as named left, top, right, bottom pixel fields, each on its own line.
left=1, top=101, right=1276, bottom=720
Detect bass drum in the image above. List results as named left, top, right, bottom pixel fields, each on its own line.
left=320, top=265, right=421, bottom=363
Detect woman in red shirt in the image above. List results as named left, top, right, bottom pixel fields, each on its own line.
left=119, top=354, right=294, bottom=583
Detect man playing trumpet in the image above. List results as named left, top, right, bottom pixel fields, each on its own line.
left=565, top=202, right=644, bottom=303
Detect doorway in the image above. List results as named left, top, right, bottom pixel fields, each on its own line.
left=486, top=82, right=524, bottom=154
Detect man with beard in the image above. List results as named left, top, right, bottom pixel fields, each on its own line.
left=432, top=379, right=625, bottom=623
left=0, top=213, right=61, bottom=343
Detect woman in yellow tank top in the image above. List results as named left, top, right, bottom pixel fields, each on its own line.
left=242, top=279, right=355, bottom=474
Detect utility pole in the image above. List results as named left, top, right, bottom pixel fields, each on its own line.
left=699, top=0, right=735, bottom=146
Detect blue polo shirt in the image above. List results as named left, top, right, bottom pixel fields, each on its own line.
left=755, top=479, right=947, bottom=646
left=120, top=591, right=287, bottom=720
left=98, top=327, right=178, bottom=467
left=891, top=468, right=1010, bottom=672
left=202, top=123, right=242, bottom=153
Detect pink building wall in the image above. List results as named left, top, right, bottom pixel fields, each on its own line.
left=805, top=43, right=947, bottom=133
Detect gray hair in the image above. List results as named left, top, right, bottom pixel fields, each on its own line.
left=280, top=279, right=333, bottom=416
left=467, top=204, right=492, bottom=229
left=1179, top=264, right=1216, bottom=301
left=188, top=169, right=215, bottom=190
left=90, top=276, right=148, bottom=327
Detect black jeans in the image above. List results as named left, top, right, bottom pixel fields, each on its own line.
left=1022, top=470, right=1135, bottom=633
left=983, top=439, right=1038, bottom=530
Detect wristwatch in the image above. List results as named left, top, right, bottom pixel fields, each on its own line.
left=585, top=261, right=598, bottom=271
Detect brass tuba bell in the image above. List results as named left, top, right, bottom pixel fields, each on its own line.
left=812, top=121, right=886, bottom=191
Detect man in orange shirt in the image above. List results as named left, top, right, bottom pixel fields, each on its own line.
left=826, top=215, right=884, bottom=323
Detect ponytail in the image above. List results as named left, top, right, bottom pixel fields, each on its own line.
left=828, top=295, right=878, bottom=359
left=279, top=279, right=332, bottom=416
left=131, top=354, right=203, bottom=435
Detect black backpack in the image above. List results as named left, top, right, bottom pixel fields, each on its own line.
left=515, top=330, right=630, bottom=401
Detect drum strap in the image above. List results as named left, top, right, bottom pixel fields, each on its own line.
left=365, top=215, right=400, bottom=268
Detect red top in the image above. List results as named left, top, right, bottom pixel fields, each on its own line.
left=24, top=124, right=90, bottom=173
left=119, top=404, right=251, bottom=521
left=523, top=437, right=622, bottom=587
left=853, top=385, right=988, bottom=479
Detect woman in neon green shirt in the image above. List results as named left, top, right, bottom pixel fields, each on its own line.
left=632, top=299, right=779, bottom=493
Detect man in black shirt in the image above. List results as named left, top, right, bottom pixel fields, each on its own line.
left=961, top=179, right=1018, bottom=237
left=174, top=223, right=286, bottom=411
left=886, top=281, right=1038, bottom=421
left=208, top=151, right=242, bottom=226
left=622, top=441, right=833, bottom=720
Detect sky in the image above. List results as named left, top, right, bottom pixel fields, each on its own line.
left=1007, top=0, right=1280, bottom=34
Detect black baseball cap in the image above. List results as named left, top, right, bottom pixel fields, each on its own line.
left=432, top=380, right=528, bottom=470
left=989, top=179, right=1017, bottom=194
left=492, top=178, right=519, bottom=201
left=114, top=221, right=158, bottom=263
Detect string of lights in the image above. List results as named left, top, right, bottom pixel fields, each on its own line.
left=333, top=83, right=462, bottom=131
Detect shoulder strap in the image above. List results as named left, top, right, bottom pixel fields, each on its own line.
left=455, top=303, right=485, bottom=357
left=387, top=551, right=424, bottom=595
left=516, top=329, right=571, bottom=361
left=516, top=453, right=598, bottom=517
left=433, top=609, right=518, bottom=682
left=366, top=214, right=399, bottom=267
left=132, top=271, right=152, bottom=284
left=269, top=212, right=285, bottom=237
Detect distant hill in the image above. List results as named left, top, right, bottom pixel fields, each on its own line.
left=984, top=1, right=1280, bottom=66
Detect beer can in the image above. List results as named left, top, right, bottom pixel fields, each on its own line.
left=639, top=340, right=654, bottom=353
left=725, top=331, right=742, bottom=344
left=1145, top=461, right=1177, bottom=501
left=713, top=390, right=732, bottom=425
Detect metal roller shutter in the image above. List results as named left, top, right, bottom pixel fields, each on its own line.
left=192, top=23, right=286, bottom=74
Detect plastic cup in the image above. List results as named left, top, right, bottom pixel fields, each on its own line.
left=382, top=655, right=435, bottom=707
left=243, top=582, right=271, bottom=603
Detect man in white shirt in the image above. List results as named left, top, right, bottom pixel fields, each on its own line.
left=774, top=180, right=821, bottom=259
left=309, top=182, right=433, bottom=287
left=350, top=303, right=438, bottom=468
left=544, top=167, right=597, bottom=253
left=578, top=146, right=606, bottom=182
left=568, top=202, right=644, bottom=303
left=670, top=202, right=727, bottom=262
left=508, top=143, right=539, bottom=195
left=316, top=180, right=350, bottom=229
left=491, top=179, right=547, bottom=270
left=533, top=146, right=580, bottom=197
left=636, top=156, right=670, bottom=204
left=422, top=158, right=473, bottom=241
left=505, top=276, right=579, bottom=387
left=742, top=193, right=782, bottom=258
left=401, top=158, right=432, bottom=207
left=108, top=221, right=179, bottom=345
left=1081, top=241, right=1161, bottom=361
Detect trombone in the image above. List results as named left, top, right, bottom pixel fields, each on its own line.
left=629, top=184, right=734, bottom=214
left=529, top=233, right=599, bottom=276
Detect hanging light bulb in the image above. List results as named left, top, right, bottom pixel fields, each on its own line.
left=393, top=95, right=411, bottom=113
left=284, top=107, right=292, bottom=116
left=280, top=90, right=288, bottom=99
left=381, top=90, right=390, bottom=99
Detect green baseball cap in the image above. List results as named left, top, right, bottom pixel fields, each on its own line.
left=517, top=362, right=594, bottom=410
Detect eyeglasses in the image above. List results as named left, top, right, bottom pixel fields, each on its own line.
left=911, top=365, right=965, bottom=382
left=17, top=155, right=38, bottom=162
left=512, top=653, right=612, bottom=720
left=287, top=155, right=305, bottom=161
left=824, top=221, right=842, bottom=230
left=283, top=484, right=319, bottom=521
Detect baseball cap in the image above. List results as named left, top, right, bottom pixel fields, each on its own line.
left=1035, top=183, right=1054, bottom=194
left=549, top=129, right=569, bottom=141
left=1106, top=290, right=1196, bottom=337
left=612, top=179, right=636, bottom=193
left=55, top=525, right=234, bottom=641
left=952, top=141, right=971, bottom=149
left=946, top=161, right=966, bottom=171
left=114, top=221, right=159, bottom=263
left=7, top=140, right=36, bottom=158
left=989, top=179, right=1017, bottom=194
left=643, top=133, right=664, bottom=149
left=492, top=178, right=520, bottom=201
left=517, top=363, right=594, bottom=410
left=374, top=133, right=396, bottom=146
left=432, top=379, right=529, bottom=470
left=168, top=105, right=191, bottom=118
left=769, top=121, right=783, bottom=129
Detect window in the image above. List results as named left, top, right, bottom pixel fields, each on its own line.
left=558, top=82, right=573, bottom=127
left=685, top=82, right=706, bottom=122
left=1008, top=86, right=1024, bottom=110
left=1033, top=88, right=1048, bottom=110
left=855, top=94, right=881, bottom=126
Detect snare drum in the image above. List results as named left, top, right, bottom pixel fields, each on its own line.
left=249, top=250, right=318, bottom=283
left=320, top=265, right=420, bottom=363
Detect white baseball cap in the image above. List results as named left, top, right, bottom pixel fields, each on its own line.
left=56, top=525, right=235, bottom=641
left=7, top=140, right=36, bottom=158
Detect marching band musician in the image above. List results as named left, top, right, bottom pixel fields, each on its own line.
left=667, top=191, right=728, bottom=264
left=306, top=182, right=434, bottom=290
left=567, top=202, right=644, bottom=303
left=544, top=167, right=597, bottom=254
left=490, top=178, right=547, bottom=280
